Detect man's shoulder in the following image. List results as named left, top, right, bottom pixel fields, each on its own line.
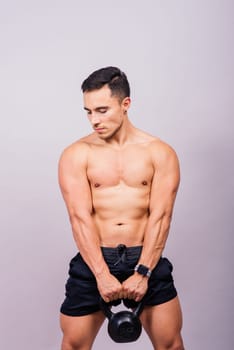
left=138, top=130, right=176, bottom=155
left=61, top=140, right=88, bottom=158
left=59, top=133, right=97, bottom=165
left=149, top=138, right=175, bottom=153
left=142, top=133, right=178, bottom=164
left=62, top=133, right=97, bottom=153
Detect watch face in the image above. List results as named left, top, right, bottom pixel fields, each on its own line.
left=135, top=264, right=151, bottom=277
left=138, top=265, right=148, bottom=276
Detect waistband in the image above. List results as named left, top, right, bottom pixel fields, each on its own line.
left=101, top=244, right=142, bottom=265
left=101, top=244, right=142, bottom=254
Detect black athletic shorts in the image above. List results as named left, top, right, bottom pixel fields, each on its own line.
left=60, top=244, right=177, bottom=316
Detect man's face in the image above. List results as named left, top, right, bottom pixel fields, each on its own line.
left=83, top=85, right=130, bottom=140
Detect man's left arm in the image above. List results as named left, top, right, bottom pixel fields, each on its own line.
left=122, top=142, right=180, bottom=301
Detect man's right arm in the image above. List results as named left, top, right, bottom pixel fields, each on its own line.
left=58, top=142, right=122, bottom=302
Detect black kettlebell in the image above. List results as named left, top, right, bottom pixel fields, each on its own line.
left=100, top=298, right=144, bottom=343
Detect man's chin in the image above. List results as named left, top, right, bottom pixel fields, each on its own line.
left=97, top=134, right=109, bottom=140
left=96, top=127, right=120, bottom=141
left=95, top=130, right=110, bottom=139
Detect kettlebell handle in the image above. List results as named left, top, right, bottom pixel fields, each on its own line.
left=99, top=298, right=144, bottom=318
left=99, top=298, right=114, bottom=319
left=134, top=299, right=144, bottom=316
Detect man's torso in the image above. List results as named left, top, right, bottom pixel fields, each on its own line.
left=81, top=131, right=159, bottom=247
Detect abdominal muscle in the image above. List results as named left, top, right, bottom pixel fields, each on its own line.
left=94, top=216, right=148, bottom=247
left=92, top=185, right=150, bottom=247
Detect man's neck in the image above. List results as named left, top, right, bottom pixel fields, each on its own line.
left=104, top=118, right=136, bottom=148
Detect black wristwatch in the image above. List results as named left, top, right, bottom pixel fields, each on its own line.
left=134, top=264, right=152, bottom=278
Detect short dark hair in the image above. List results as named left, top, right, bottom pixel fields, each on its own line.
left=81, top=66, right=130, bottom=101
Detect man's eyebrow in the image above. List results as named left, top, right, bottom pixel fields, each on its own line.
left=84, top=106, right=109, bottom=111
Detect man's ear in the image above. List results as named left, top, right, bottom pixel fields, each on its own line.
left=122, top=97, right=131, bottom=112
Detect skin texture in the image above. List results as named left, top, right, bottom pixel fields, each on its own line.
left=59, top=85, right=184, bottom=349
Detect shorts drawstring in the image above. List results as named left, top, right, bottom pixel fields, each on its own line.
left=114, top=244, right=127, bottom=266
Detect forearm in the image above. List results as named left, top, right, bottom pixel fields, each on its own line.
left=70, top=214, right=123, bottom=302
left=70, top=214, right=110, bottom=278
left=137, top=214, right=171, bottom=270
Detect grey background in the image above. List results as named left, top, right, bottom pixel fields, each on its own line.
left=0, top=1, right=233, bottom=349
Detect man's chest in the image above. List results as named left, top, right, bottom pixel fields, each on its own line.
left=87, top=146, right=155, bottom=187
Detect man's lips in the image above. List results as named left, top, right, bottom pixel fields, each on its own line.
left=94, top=127, right=105, bottom=132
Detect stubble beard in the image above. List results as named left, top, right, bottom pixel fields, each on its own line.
left=99, top=120, right=124, bottom=141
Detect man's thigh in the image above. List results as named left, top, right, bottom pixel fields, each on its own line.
left=140, top=296, right=184, bottom=349
left=60, top=311, right=105, bottom=349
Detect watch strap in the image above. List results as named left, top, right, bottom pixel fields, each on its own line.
left=134, top=264, right=152, bottom=278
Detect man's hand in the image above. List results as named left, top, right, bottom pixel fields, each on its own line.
left=122, top=274, right=148, bottom=302
left=96, top=273, right=123, bottom=303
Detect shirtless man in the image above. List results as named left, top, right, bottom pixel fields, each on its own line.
left=59, top=67, right=184, bottom=350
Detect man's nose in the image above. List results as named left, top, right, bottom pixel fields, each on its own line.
left=90, top=114, right=101, bottom=125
